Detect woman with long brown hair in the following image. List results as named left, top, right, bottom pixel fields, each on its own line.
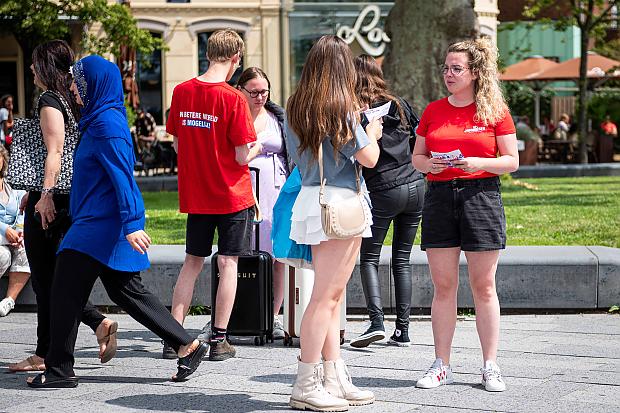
left=9, top=40, right=117, bottom=373
left=284, top=35, right=381, bottom=412
left=412, top=38, right=518, bottom=392
left=350, top=55, right=424, bottom=349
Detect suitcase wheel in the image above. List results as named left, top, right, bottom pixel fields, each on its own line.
left=254, top=336, right=266, bottom=346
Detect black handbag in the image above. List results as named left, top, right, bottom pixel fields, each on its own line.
left=6, top=91, right=79, bottom=193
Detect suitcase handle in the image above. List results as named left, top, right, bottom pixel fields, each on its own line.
left=249, top=166, right=260, bottom=251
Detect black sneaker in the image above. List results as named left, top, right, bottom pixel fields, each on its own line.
left=350, top=325, right=386, bottom=348
left=387, top=329, right=411, bottom=347
left=208, top=339, right=236, bottom=361
left=162, top=341, right=177, bottom=359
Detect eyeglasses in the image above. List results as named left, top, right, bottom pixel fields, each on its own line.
left=242, top=87, right=269, bottom=98
left=440, top=65, right=469, bottom=76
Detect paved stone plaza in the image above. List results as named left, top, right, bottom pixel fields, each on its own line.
left=1, top=313, right=619, bottom=412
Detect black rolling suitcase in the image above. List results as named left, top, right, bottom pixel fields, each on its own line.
left=210, top=167, right=274, bottom=346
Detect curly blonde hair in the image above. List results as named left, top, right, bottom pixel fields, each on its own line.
left=447, top=38, right=507, bottom=126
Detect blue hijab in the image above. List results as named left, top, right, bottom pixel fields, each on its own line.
left=72, top=55, right=128, bottom=138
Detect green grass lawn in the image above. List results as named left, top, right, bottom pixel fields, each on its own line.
left=143, top=176, right=620, bottom=248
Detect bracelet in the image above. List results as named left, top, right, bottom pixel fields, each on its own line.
left=41, top=187, right=54, bottom=195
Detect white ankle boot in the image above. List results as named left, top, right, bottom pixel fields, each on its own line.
left=290, top=359, right=349, bottom=412
left=323, top=359, right=375, bottom=406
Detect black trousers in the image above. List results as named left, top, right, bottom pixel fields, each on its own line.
left=24, top=192, right=105, bottom=358
left=46, top=249, right=194, bottom=377
left=359, top=179, right=425, bottom=331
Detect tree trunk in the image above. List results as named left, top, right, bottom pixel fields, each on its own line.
left=576, top=3, right=593, bottom=164
left=383, top=0, right=479, bottom=112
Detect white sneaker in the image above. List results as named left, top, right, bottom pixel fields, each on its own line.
left=0, top=297, right=15, bottom=317
left=273, top=315, right=285, bottom=340
left=416, top=358, right=454, bottom=389
left=481, top=360, right=506, bottom=392
left=197, top=320, right=211, bottom=341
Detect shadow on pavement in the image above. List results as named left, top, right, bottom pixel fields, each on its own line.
left=106, top=392, right=290, bottom=412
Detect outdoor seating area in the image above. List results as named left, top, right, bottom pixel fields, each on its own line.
left=132, top=126, right=177, bottom=176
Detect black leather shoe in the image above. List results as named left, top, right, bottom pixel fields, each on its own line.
left=172, top=341, right=208, bottom=382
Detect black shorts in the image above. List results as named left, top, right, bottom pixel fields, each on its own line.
left=420, top=176, right=506, bottom=252
left=185, top=207, right=255, bottom=257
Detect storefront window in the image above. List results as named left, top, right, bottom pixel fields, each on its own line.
left=136, top=32, right=163, bottom=124
left=198, top=31, right=244, bottom=86
left=289, top=1, right=393, bottom=91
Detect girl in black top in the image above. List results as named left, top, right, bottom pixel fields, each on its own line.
left=350, top=54, right=425, bottom=349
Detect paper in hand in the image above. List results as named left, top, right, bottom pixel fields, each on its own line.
left=431, top=149, right=464, bottom=167
left=363, top=101, right=392, bottom=122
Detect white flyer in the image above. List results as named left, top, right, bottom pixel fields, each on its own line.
left=363, top=101, right=392, bottom=122
left=431, top=149, right=464, bottom=166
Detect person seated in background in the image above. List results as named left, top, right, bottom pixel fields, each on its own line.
left=134, top=108, right=156, bottom=151
left=0, top=146, right=30, bottom=317
left=0, top=94, right=14, bottom=148
left=553, top=113, right=570, bottom=140
left=598, top=115, right=617, bottom=163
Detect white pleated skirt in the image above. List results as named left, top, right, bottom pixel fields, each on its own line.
left=290, top=185, right=373, bottom=245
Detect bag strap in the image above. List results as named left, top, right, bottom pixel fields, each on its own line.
left=318, top=140, right=362, bottom=207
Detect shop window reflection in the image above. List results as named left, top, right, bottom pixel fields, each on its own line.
left=136, top=32, right=163, bottom=124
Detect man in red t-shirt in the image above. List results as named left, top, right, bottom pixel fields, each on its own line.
left=165, top=30, right=263, bottom=361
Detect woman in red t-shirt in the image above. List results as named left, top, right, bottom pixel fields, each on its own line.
left=412, top=38, right=518, bottom=392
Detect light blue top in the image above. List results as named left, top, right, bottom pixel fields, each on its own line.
left=0, top=182, right=25, bottom=245
left=284, top=120, right=370, bottom=192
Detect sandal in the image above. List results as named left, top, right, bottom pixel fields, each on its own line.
left=8, top=355, right=46, bottom=372
left=96, top=320, right=118, bottom=364
left=27, top=372, right=79, bottom=388
left=172, top=340, right=208, bottom=382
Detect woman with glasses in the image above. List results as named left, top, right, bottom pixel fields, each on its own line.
left=237, top=67, right=289, bottom=339
left=412, top=38, right=518, bottom=392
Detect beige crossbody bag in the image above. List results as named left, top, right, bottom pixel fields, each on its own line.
left=318, top=141, right=370, bottom=239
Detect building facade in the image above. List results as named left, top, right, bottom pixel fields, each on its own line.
left=1, top=0, right=499, bottom=121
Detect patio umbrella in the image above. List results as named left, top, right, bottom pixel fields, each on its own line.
left=532, top=52, right=620, bottom=81
left=500, top=56, right=559, bottom=81
left=500, top=56, right=560, bottom=127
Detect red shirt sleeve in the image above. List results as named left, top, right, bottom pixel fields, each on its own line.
left=416, top=104, right=432, bottom=137
left=228, top=97, right=257, bottom=146
left=166, top=90, right=179, bottom=137
left=494, top=108, right=516, bottom=136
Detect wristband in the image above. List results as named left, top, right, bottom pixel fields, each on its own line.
left=41, top=187, right=54, bottom=195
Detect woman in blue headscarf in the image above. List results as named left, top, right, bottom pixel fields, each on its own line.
left=27, top=55, right=208, bottom=389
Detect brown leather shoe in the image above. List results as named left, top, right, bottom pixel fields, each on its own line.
left=208, top=339, right=236, bottom=361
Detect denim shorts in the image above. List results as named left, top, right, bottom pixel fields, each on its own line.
left=420, top=176, right=506, bottom=252
left=186, top=207, right=255, bottom=257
